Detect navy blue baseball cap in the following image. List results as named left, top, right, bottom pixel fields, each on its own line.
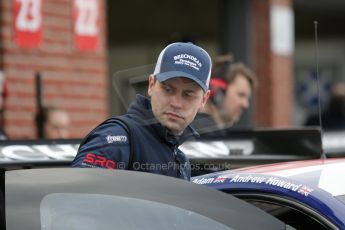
left=153, top=42, right=212, bottom=92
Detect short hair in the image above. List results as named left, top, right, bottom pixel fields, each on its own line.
left=225, top=62, right=257, bottom=90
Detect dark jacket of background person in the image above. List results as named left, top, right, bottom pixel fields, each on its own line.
left=305, top=82, right=345, bottom=131
left=305, top=94, right=345, bottom=130
left=72, top=95, right=194, bottom=180
left=0, top=129, right=7, bottom=141
left=0, top=74, right=8, bottom=140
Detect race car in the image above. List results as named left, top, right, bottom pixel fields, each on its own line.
left=0, top=131, right=344, bottom=229
left=192, top=158, right=345, bottom=229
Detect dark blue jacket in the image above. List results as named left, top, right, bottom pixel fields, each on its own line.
left=72, top=95, right=198, bottom=180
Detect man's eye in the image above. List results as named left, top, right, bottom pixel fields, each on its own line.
left=164, top=86, right=173, bottom=93
left=183, top=92, right=194, bottom=98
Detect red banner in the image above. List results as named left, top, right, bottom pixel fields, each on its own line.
left=73, top=0, right=100, bottom=51
left=14, top=0, right=42, bottom=48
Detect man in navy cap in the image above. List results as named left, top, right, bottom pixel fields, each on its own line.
left=72, top=42, right=211, bottom=180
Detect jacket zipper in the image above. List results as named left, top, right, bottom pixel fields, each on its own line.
left=173, top=146, right=183, bottom=178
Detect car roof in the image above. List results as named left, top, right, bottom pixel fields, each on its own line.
left=192, top=158, right=345, bottom=228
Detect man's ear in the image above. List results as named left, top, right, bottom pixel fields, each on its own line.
left=147, top=75, right=156, bottom=96
left=200, top=90, right=211, bottom=109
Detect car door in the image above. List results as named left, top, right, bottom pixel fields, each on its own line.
left=2, top=168, right=289, bottom=230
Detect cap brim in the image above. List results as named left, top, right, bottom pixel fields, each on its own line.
left=156, top=71, right=208, bottom=92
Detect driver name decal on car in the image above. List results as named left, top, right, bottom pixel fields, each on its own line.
left=229, top=174, right=314, bottom=196
left=193, top=175, right=230, bottom=185
left=193, top=177, right=215, bottom=185
left=194, top=174, right=315, bottom=197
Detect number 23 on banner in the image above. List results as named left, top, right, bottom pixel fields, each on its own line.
left=73, top=0, right=100, bottom=51
left=14, top=0, right=42, bottom=48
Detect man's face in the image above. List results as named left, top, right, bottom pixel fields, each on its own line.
left=148, top=75, right=210, bottom=135
left=44, top=110, right=71, bottom=139
left=223, top=74, right=252, bottom=124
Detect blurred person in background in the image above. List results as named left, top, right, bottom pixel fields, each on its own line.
left=36, top=106, right=71, bottom=139
left=0, top=73, right=9, bottom=140
left=192, top=59, right=257, bottom=133
left=221, top=62, right=257, bottom=128
left=305, top=82, right=345, bottom=130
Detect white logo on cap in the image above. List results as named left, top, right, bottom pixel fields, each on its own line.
left=174, top=54, right=202, bottom=71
